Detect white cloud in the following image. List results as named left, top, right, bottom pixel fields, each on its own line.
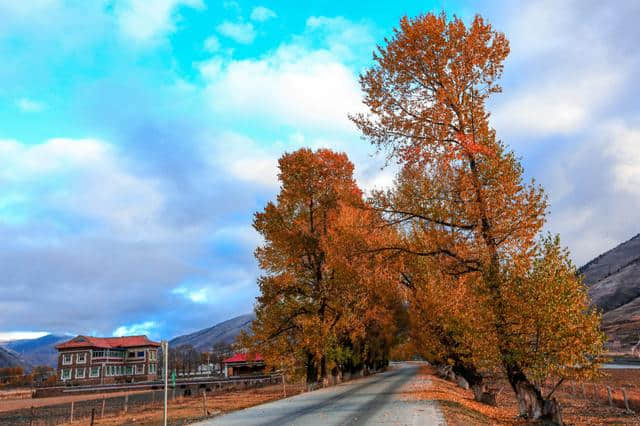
left=114, top=0, right=203, bottom=43
left=0, top=331, right=49, bottom=342
left=216, top=20, right=256, bottom=44
left=200, top=17, right=375, bottom=133
left=250, top=6, right=276, bottom=22
left=492, top=68, right=624, bottom=137
left=200, top=47, right=362, bottom=133
left=16, top=98, right=45, bottom=112
left=488, top=1, right=631, bottom=139
left=0, top=138, right=168, bottom=239
left=203, top=34, right=220, bottom=52
left=604, top=123, right=640, bottom=195
left=113, top=321, right=159, bottom=337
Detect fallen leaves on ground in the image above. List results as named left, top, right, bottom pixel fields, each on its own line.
left=399, top=365, right=640, bottom=425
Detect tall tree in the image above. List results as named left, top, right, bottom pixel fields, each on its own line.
left=353, top=13, right=602, bottom=422
left=245, top=148, right=398, bottom=384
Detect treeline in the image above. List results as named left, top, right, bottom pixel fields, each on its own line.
left=241, top=12, right=603, bottom=425
left=167, top=342, right=234, bottom=375
left=0, top=366, right=56, bottom=388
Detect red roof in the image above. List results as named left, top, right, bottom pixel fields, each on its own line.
left=223, top=353, right=264, bottom=363
left=56, top=335, right=161, bottom=350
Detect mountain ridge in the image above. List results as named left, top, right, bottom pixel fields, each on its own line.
left=169, top=313, right=255, bottom=352
left=580, top=233, right=640, bottom=350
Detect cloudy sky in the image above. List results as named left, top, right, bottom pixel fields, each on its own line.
left=1, top=0, right=638, bottom=341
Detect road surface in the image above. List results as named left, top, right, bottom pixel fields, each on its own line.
left=197, top=363, right=444, bottom=425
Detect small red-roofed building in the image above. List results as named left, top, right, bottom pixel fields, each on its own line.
left=55, top=335, right=160, bottom=385
left=222, top=353, right=265, bottom=377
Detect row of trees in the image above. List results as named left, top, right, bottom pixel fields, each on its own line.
left=242, top=12, right=603, bottom=424
left=167, top=342, right=234, bottom=375
left=240, top=148, right=406, bottom=384
left=0, top=366, right=56, bottom=388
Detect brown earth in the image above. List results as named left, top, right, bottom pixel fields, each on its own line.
left=0, top=388, right=31, bottom=401
left=59, top=382, right=306, bottom=425
left=400, top=365, right=640, bottom=425
left=0, top=389, right=149, bottom=412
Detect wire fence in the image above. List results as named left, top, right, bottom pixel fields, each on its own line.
left=562, top=380, right=639, bottom=414
left=0, top=389, right=182, bottom=425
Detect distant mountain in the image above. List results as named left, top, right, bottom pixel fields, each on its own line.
left=580, top=233, right=640, bottom=351
left=169, top=313, right=255, bottom=352
left=0, top=346, right=25, bottom=368
left=5, top=334, right=68, bottom=367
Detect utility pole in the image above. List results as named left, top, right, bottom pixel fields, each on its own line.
left=162, top=340, right=168, bottom=426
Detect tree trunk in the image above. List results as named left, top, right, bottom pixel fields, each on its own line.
left=305, top=352, right=317, bottom=385
left=504, top=362, right=562, bottom=424
left=450, top=359, right=491, bottom=404
left=320, top=356, right=328, bottom=386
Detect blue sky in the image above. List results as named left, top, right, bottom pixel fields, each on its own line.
left=1, top=0, right=639, bottom=342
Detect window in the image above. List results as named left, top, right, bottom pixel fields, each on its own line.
left=137, top=351, right=145, bottom=358
left=61, top=369, right=71, bottom=380
left=92, top=350, right=105, bottom=358
left=135, top=364, right=144, bottom=374
left=128, top=351, right=136, bottom=358
left=125, top=365, right=133, bottom=375
left=62, top=353, right=72, bottom=365
left=149, top=350, right=156, bottom=361
left=76, top=353, right=87, bottom=364
left=90, top=366, right=100, bottom=378
left=148, top=363, right=156, bottom=374
left=75, top=368, right=85, bottom=379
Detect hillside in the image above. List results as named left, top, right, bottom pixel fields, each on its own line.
left=5, top=334, right=68, bottom=367
left=0, top=346, right=25, bottom=368
left=580, top=233, right=640, bottom=350
left=169, top=313, right=255, bottom=352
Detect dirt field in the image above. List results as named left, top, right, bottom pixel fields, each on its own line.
left=0, top=388, right=32, bottom=401
left=400, top=365, right=640, bottom=425
left=59, top=382, right=307, bottom=426
left=0, top=389, right=149, bottom=412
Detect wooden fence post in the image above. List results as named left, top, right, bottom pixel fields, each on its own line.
left=101, top=398, right=106, bottom=418
left=90, top=408, right=95, bottom=426
left=622, top=387, right=632, bottom=413
left=607, top=386, right=613, bottom=407
left=70, top=401, right=74, bottom=423
left=124, top=393, right=129, bottom=414
left=29, top=406, right=34, bottom=426
left=283, top=373, right=286, bottom=397
left=202, top=389, right=207, bottom=416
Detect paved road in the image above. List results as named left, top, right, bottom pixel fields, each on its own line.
left=197, top=363, right=444, bottom=425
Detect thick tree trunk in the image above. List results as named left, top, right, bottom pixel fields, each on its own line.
left=504, top=362, right=562, bottom=424
left=320, top=356, right=328, bottom=386
left=305, top=352, right=317, bottom=385
left=450, top=359, right=494, bottom=405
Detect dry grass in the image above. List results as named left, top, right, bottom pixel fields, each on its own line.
left=401, top=365, right=640, bottom=425
left=61, top=382, right=307, bottom=425
left=0, top=388, right=32, bottom=401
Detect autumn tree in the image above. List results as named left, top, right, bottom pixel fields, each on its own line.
left=401, top=254, right=498, bottom=402
left=352, top=13, right=603, bottom=422
left=244, top=148, right=399, bottom=384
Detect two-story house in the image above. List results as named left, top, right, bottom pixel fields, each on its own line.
left=55, top=335, right=160, bottom=385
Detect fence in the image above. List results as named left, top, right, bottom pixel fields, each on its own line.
left=562, top=380, right=639, bottom=414
left=0, top=389, right=183, bottom=425
left=0, top=376, right=281, bottom=426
